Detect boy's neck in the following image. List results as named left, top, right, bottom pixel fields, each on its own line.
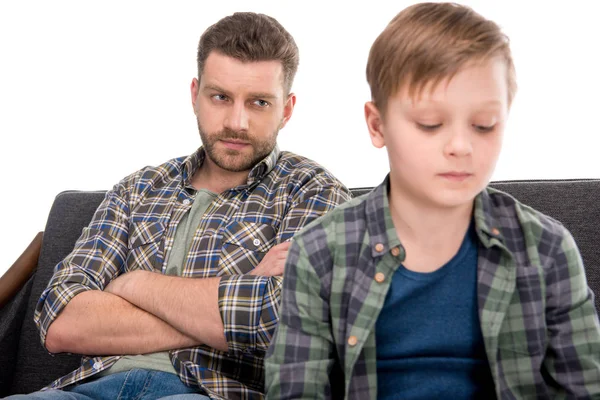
left=389, top=185, right=474, bottom=258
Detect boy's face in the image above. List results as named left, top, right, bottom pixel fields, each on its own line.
left=365, top=58, right=509, bottom=210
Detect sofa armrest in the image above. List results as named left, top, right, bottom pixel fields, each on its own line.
left=0, top=232, right=43, bottom=310
left=0, top=274, right=35, bottom=395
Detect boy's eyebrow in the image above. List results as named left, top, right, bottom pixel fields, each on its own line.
left=479, top=100, right=504, bottom=107
left=409, top=99, right=504, bottom=108
left=203, top=84, right=279, bottom=100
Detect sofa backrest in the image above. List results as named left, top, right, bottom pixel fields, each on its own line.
left=8, top=179, right=600, bottom=393
left=10, top=191, right=107, bottom=394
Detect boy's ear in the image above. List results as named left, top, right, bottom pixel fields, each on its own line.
left=365, top=101, right=385, bottom=149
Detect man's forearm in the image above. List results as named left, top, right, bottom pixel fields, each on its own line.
left=45, top=290, right=200, bottom=355
left=107, top=270, right=228, bottom=352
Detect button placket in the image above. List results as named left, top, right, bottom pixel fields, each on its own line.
left=347, top=335, right=358, bottom=347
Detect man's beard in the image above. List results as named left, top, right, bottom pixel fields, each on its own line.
left=197, top=119, right=278, bottom=173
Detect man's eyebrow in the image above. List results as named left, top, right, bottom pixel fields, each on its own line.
left=203, top=84, right=279, bottom=100
left=203, top=84, right=231, bottom=96
left=249, top=92, right=279, bottom=100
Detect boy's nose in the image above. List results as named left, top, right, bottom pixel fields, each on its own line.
left=444, top=128, right=473, bottom=157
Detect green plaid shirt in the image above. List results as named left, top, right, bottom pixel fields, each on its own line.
left=266, top=177, right=600, bottom=399
left=34, top=146, right=350, bottom=400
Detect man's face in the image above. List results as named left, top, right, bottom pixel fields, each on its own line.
left=191, top=52, right=295, bottom=173
left=366, top=58, right=509, bottom=209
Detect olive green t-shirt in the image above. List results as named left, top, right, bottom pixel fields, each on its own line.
left=98, top=189, right=217, bottom=377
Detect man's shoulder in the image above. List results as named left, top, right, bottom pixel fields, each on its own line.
left=294, top=191, right=371, bottom=243
left=262, top=151, right=351, bottom=201
left=275, top=151, right=343, bottom=184
left=116, top=155, right=188, bottom=192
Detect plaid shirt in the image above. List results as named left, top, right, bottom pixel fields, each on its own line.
left=34, top=146, right=351, bottom=400
left=265, top=177, right=600, bottom=399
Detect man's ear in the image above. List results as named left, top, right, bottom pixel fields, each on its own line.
left=365, top=101, right=385, bottom=149
left=191, top=78, right=200, bottom=115
left=279, top=93, right=297, bottom=129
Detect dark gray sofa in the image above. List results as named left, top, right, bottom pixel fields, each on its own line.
left=1, top=180, right=599, bottom=395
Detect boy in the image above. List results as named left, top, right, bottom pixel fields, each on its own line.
left=265, top=3, right=600, bottom=399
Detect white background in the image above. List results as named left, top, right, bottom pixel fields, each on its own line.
left=1, top=1, right=599, bottom=276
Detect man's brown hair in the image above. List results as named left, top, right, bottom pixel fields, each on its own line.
left=197, top=12, right=299, bottom=95
left=366, top=2, right=517, bottom=114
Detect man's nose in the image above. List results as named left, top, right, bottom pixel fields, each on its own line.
left=224, top=102, right=249, bottom=132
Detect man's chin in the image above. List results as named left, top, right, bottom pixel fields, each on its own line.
left=211, top=154, right=257, bottom=173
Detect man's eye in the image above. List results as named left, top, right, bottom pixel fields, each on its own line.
left=417, top=123, right=442, bottom=132
left=212, top=94, right=228, bottom=101
left=254, top=99, right=270, bottom=107
left=473, top=124, right=495, bottom=133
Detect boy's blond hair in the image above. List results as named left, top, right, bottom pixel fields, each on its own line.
left=366, top=2, right=516, bottom=115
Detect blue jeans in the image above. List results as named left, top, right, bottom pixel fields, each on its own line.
left=5, top=369, right=211, bottom=399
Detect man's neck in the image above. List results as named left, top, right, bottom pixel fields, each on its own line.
left=191, top=158, right=250, bottom=194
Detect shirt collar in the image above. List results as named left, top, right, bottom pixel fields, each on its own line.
left=364, top=175, right=505, bottom=257
left=246, top=145, right=280, bottom=187
left=364, top=176, right=402, bottom=258
left=180, top=145, right=281, bottom=190
left=473, top=188, right=507, bottom=247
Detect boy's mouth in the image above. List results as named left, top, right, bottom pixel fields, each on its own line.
left=438, top=172, right=473, bottom=181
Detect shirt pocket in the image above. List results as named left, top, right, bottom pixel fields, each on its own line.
left=126, top=221, right=166, bottom=271
left=219, top=220, right=277, bottom=274
left=497, top=272, right=547, bottom=358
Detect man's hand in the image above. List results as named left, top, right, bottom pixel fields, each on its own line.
left=249, top=241, right=291, bottom=277
left=105, top=269, right=145, bottom=297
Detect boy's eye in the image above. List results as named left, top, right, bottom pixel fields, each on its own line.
left=253, top=99, right=270, bottom=107
left=473, top=124, right=496, bottom=133
left=416, top=123, right=442, bottom=132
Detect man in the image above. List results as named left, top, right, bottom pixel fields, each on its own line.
left=16, top=12, right=350, bottom=400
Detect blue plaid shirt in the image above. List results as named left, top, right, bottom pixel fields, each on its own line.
left=35, top=146, right=351, bottom=400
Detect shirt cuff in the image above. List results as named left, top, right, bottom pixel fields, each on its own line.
left=218, top=274, right=283, bottom=356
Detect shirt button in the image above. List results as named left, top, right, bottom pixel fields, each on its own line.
left=182, top=199, right=191, bottom=205
left=375, top=272, right=385, bottom=283
left=253, top=238, right=261, bottom=246
left=93, top=361, right=102, bottom=370
left=347, top=335, right=358, bottom=347
left=391, top=247, right=400, bottom=257
left=491, top=227, right=500, bottom=236
left=375, top=243, right=384, bottom=252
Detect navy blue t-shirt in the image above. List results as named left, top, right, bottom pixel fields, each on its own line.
left=375, top=224, right=496, bottom=399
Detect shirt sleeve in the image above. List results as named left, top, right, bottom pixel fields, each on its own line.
left=217, top=181, right=350, bottom=356
left=34, top=184, right=131, bottom=349
left=264, top=233, right=336, bottom=400
left=543, top=226, right=600, bottom=397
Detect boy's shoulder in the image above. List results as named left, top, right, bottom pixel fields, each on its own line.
left=481, top=186, right=571, bottom=253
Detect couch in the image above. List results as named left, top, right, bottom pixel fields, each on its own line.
left=1, top=179, right=599, bottom=395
